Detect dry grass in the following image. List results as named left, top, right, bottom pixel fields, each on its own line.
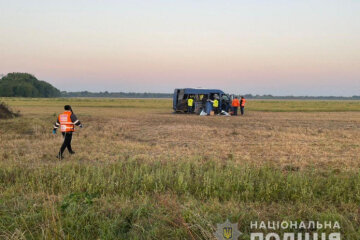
left=0, top=102, right=19, bottom=119
left=1, top=98, right=360, bottom=239
left=2, top=99, right=358, bottom=170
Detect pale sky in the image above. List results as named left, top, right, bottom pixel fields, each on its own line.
left=0, top=0, right=359, bottom=96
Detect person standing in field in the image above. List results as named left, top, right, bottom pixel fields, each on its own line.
left=231, top=96, right=240, bottom=115
left=187, top=96, right=194, bottom=114
left=221, top=94, right=230, bottom=112
left=240, top=96, right=246, bottom=115
left=53, top=105, right=83, bottom=159
left=213, top=97, right=219, bottom=114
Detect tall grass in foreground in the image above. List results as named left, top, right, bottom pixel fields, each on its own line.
left=1, top=98, right=360, bottom=239
left=1, top=159, right=360, bottom=203
left=1, top=159, right=360, bottom=239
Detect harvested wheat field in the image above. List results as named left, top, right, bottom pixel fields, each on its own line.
left=1, top=98, right=360, bottom=239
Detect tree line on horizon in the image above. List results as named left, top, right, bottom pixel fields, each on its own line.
left=0, top=73, right=359, bottom=99
left=0, top=73, right=61, bottom=97
left=61, top=91, right=173, bottom=98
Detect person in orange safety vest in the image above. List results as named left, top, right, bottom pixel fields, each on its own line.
left=231, top=96, right=240, bottom=115
left=53, top=105, right=82, bottom=159
left=240, top=96, right=246, bottom=115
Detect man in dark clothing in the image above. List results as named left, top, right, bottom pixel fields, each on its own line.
left=221, top=95, right=230, bottom=112
left=240, top=96, right=246, bottom=115
left=201, top=95, right=208, bottom=112
left=53, top=105, right=82, bottom=159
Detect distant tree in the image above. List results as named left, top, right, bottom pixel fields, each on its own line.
left=0, top=73, right=61, bottom=97
left=61, top=91, right=173, bottom=98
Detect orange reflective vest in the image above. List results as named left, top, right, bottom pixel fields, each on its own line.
left=232, top=99, right=239, bottom=107
left=58, top=111, right=74, bottom=132
left=241, top=99, right=246, bottom=107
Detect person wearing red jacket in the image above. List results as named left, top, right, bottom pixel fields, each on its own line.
left=231, top=97, right=240, bottom=115
left=53, top=105, right=82, bottom=159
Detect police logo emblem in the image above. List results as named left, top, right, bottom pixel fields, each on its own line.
left=214, top=219, right=242, bottom=240
left=223, top=227, right=232, bottom=239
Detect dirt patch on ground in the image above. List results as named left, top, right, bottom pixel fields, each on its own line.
left=0, top=102, right=19, bottom=119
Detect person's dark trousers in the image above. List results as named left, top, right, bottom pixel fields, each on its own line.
left=233, top=107, right=238, bottom=115
left=214, top=107, right=218, bottom=114
left=240, top=107, right=244, bottom=115
left=59, top=132, right=73, bottom=156
left=187, top=106, right=192, bottom=114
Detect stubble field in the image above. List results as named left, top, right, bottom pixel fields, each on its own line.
left=0, top=98, right=360, bottom=239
